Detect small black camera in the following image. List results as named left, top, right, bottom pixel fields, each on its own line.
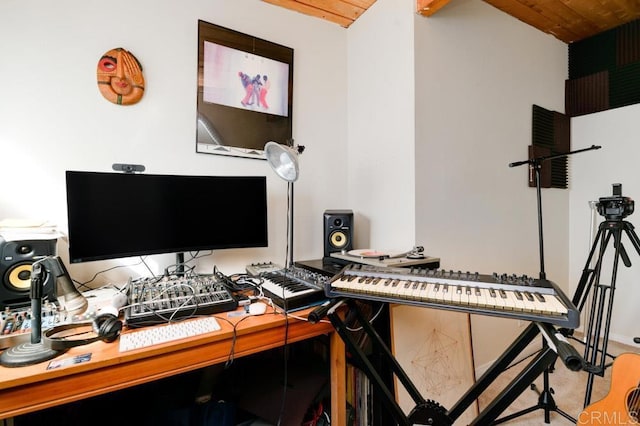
left=596, top=183, right=634, bottom=220
left=112, top=163, right=146, bottom=174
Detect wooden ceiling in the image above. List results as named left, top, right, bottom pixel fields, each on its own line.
left=262, top=0, right=640, bottom=44
left=483, top=0, right=640, bottom=43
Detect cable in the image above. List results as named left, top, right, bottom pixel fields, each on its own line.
left=212, top=266, right=245, bottom=293
left=229, top=273, right=264, bottom=293
left=345, top=301, right=385, bottom=332
left=211, top=313, right=253, bottom=369
left=73, top=257, right=149, bottom=290
left=127, top=274, right=204, bottom=324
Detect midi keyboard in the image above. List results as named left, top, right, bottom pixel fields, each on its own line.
left=248, top=263, right=329, bottom=311
left=326, top=264, right=580, bottom=328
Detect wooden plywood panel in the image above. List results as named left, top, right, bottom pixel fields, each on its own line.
left=390, top=305, right=477, bottom=424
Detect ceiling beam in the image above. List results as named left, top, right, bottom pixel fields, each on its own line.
left=416, top=0, right=452, bottom=17
left=262, top=0, right=370, bottom=27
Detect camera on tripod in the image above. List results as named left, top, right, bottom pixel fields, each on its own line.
left=596, top=183, right=635, bottom=220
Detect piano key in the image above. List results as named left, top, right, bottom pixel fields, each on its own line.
left=409, top=281, right=422, bottom=300
left=397, top=281, right=413, bottom=298
left=540, top=294, right=568, bottom=315
left=467, top=287, right=479, bottom=306
left=499, top=289, right=515, bottom=311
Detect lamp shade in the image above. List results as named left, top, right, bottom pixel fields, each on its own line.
left=265, top=141, right=299, bottom=182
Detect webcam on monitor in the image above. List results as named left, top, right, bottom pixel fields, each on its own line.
left=112, top=163, right=145, bottom=174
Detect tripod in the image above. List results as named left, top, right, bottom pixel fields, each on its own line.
left=569, top=207, right=640, bottom=407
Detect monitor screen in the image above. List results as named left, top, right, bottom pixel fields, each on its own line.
left=65, top=171, right=268, bottom=263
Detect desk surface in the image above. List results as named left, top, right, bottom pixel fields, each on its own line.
left=0, top=306, right=345, bottom=423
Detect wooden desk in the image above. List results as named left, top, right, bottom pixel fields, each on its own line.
left=0, top=306, right=346, bottom=424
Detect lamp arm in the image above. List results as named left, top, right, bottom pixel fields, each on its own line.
left=287, top=181, right=294, bottom=269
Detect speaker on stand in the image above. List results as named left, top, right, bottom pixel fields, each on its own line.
left=0, top=236, right=58, bottom=309
left=323, top=210, right=354, bottom=259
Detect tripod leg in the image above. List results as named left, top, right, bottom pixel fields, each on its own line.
left=582, top=226, right=618, bottom=407
left=612, top=224, right=631, bottom=267
left=580, top=221, right=634, bottom=407
left=572, top=226, right=607, bottom=312
left=623, top=221, right=640, bottom=258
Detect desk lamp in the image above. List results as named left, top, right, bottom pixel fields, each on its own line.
left=264, top=141, right=304, bottom=269
left=0, top=256, right=88, bottom=367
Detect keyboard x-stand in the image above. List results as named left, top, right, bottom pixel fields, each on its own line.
left=327, top=298, right=451, bottom=425
left=322, top=266, right=584, bottom=425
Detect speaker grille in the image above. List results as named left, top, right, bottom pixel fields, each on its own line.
left=323, top=210, right=354, bottom=258
left=0, top=237, right=58, bottom=309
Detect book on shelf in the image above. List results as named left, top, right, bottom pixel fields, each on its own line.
left=0, top=218, right=62, bottom=241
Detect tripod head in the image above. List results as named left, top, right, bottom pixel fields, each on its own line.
left=596, top=183, right=634, bottom=221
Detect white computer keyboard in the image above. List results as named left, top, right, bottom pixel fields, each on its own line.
left=119, top=316, right=221, bottom=352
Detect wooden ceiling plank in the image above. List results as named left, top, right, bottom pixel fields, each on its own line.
left=262, top=0, right=354, bottom=27
left=342, top=0, right=377, bottom=9
left=522, top=0, right=640, bottom=39
left=483, top=0, right=561, bottom=29
left=295, top=0, right=366, bottom=20
left=560, top=0, right=639, bottom=32
left=604, top=0, right=640, bottom=22
left=530, top=0, right=604, bottom=39
left=484, top=0, right=581, bottom=42
left=417, top=0, right=453, bottom=17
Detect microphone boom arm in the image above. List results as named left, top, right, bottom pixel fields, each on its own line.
left=509, top=145, right=601, bottom=168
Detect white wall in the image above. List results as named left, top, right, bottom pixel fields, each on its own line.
left=0, top=0, right=349, bottom=283
left=413, top=0, right=568, bottom=367
left=346, top=0, right=417, bottom=250
left=570, top=103, right=640, bottom=347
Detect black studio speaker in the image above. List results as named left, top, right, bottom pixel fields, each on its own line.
left=0, top=236, right=57, bottom=309
left=323, top=210, right=354, bottom=257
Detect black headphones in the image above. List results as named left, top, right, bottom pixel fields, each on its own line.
left=43, top=312, right=123, bottom=351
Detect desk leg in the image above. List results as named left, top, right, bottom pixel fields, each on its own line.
left=330, top=330, right=346, bottom=425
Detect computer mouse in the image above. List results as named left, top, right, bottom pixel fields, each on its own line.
left=249, top=302, right=268, bottom=316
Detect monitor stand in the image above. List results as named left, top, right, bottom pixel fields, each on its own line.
left=176, top=252, right=185, bottom=276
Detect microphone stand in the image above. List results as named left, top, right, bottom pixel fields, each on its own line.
left=492, top=144, right=600, bottom=424
left=0, top=256, right=88, bottom=368
left=509, top=144, right=601, bottom=280
left=0, top=259, right=62, bottom=367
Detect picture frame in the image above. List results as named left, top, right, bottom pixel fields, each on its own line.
left=196, top=20, right=294, bottom=160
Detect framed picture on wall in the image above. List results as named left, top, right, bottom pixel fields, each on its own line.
left=196, top=20, right=294, bottom=160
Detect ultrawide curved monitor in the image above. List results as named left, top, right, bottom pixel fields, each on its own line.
left=65, top=171, right=268, bottom=263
